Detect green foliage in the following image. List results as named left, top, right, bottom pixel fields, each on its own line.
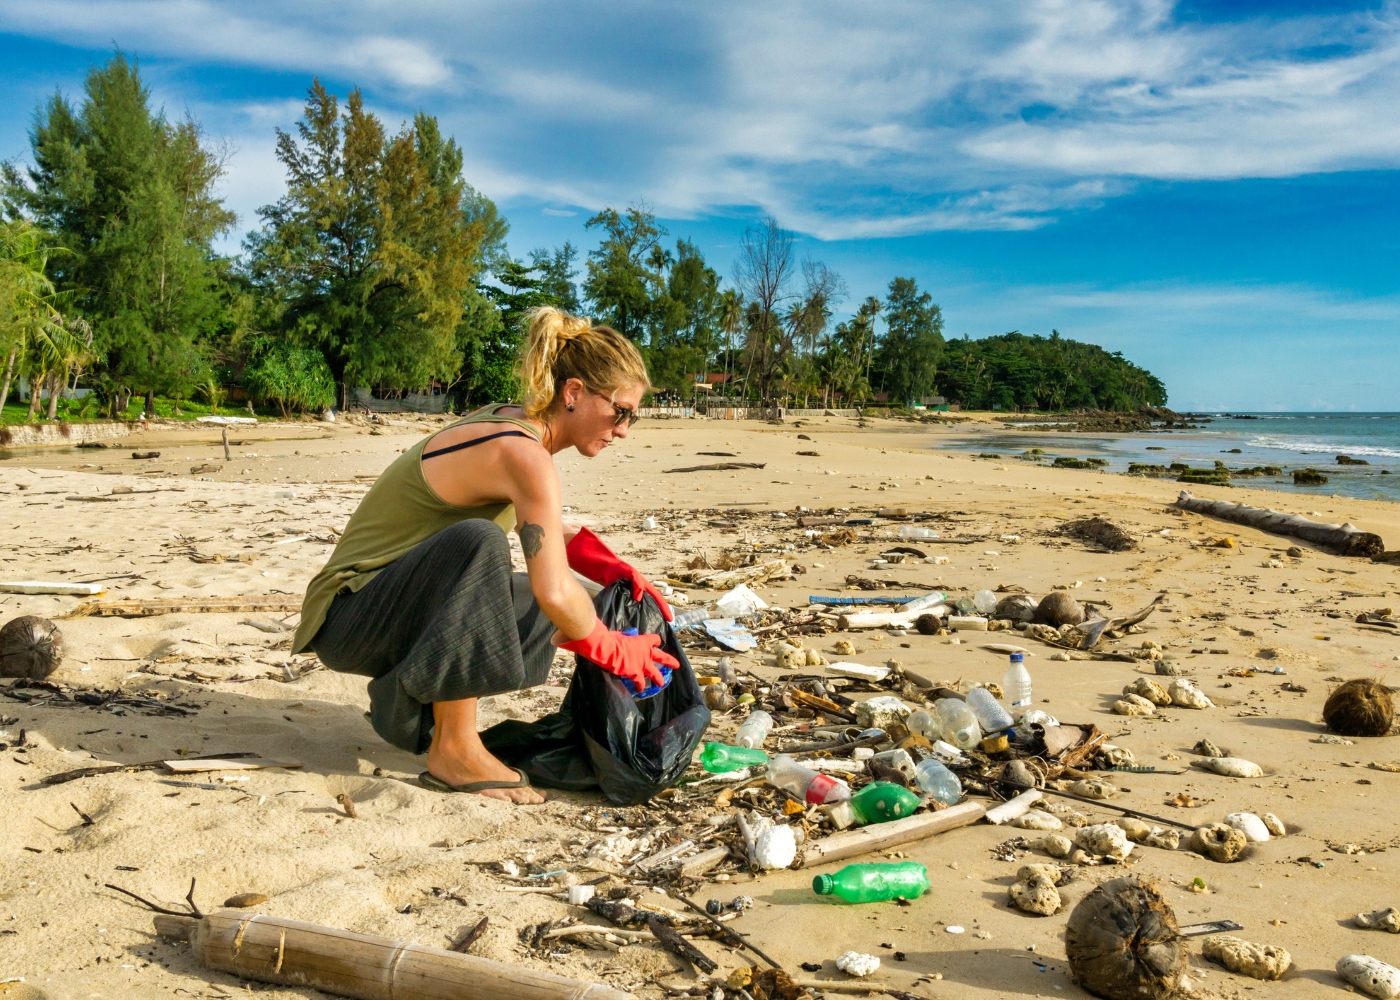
left=243, top=83, right=488, bottom=403
left=4, top=52, right=233, bottom=403
left=243, top=343, right=336, bottom=416
left=936, top=330, right=1167, bottom=412
left=873, top=277, right=944, bottom=405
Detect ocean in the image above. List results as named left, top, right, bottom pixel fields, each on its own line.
left=939, top=412, right=1400, bottom=504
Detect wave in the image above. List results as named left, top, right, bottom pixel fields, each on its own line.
left=1248, top=435, right=1400, bottom=459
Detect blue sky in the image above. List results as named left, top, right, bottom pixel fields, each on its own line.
left=2, top=0, right=1398, bottom=411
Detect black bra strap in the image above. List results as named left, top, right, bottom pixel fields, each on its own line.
left=422, top=429, right=536, bottom=460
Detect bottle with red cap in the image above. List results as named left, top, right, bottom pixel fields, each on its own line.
left=765, top=754, right=851, bottom=805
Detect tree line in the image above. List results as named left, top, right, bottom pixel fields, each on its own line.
left=1, top=53, right=1167, bottom=420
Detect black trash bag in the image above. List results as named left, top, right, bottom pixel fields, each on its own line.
left=479, top=582, right=711, bottom=805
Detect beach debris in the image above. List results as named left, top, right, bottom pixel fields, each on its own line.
left=0, top=580, right=106, bottom=596
left=335, top=793, right=358, bottom=819
left=1037, top=592, right=1085, bottom=627
left=1222, top=812, right=1269, bottom=842
left=1145, top=828, right=1180, bottom=850
left=62, top=596, right=302, bottom=618
left=648, top=914, right=718, bottom=974
left=1355, top=908, right=1400, bottom=934
left=1192, top=739, right=1228, bottom=757
left=798, top=802, right=985, bottom=868
left=1201, top=935, right=1292, bottom=980
left=835, top=951, right=881, bottom=977
left=1174, top=491, right=1384, bottom=558
left=1061, top=517, right=1137, bottom=552
left=1010, top=811, right=1062, bottom=831
left=1323, top=678, right=1395, bottom=738
left=1009, top=871, right=1062, bottom=916
left=1337, top=955, right=1400, bottom=998
left=854, top=696, right=911, bottom=731
left=752, top=823, right=797, bottom=870
left=163, top=757, right=303, bottom=774
left=1191, top=823, right=1248, bottom=863
left=1168, top=678, right=1213, bottom=709
left=995, top=594, right=1038, bottom=622
left=1064, top=876, right=1187, bottom=1000
left=715, top=584, right=768, bottom=617
left=1034, top=834, right=1074, bottom=858
left=1122, top=678, right=1170, bottom=706
left=1262, top=813, right=1286, bottom=836
left=1113, top=694, right=1156, bottom=717
left=832, top=639, right=856, bottom=655
left=132, top=450, right=160, bottom=459
left=986, top=789, right=1042, bottom=825
left=665, top=461, right=766, bottom=473
left=223, top=893, right=269, bottom=908
left=0, top=616, right=63, bottom=680
left=1075, top=824, right=1133, bottom=860
left=1071, top=779, right=1121, bottom=800
left=1192, top=757, right=1263, bottom=778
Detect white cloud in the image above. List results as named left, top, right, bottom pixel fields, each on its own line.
left=3, top=0, right=1399, bottom=235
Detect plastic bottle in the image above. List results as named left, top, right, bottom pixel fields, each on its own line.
left=898, top=591, right=947, bottom=614
left=766, top=754, right=851, bottom=805
left=906, top=709, right=937, bottom=740
left=735, top=710, right=774, bottom=749
left=913, top=759, right=963, bottom=805
left=812, top=862, right=930, bottom=903
left=1002, top=652, right=1033, bottom=712
left=716, top=657, right=738, bottom=685
left=972, top=589, right=998, bottom=614
left=825, top=781, right=922, bottom=829
left=673, top=607, right=710, bottom=628
left=965, top=686, right=1014, bottom=732
left=699, top=742, right=769, bottom=773
left=897, top=526, right=940, bottom=540
left=932, top=698, right=982, bottom=750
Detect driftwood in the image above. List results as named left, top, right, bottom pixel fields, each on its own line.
left=796, top=801, right=985, bottom=868
left=1175, top=491, right=1384, bottom=558
left=647, top=915, right=717, bottom=974
left=63, top=596, right=303, bottom=619
left=42, top=751, right=261, bottom=785
left=663, top=462, right=766, bottom=473
left=154, top=911, right=631, bottom=1000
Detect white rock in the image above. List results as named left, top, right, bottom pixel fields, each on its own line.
left=835, top=951, right=882, bottom=977
left=1008, top=873, right=1061, bottom=916
left=1113, top=695, right=1156, bottom=717
left=1224, top=812, right=1270, bottom=842
left=1197, top=757, right=1264, bottom=778
left=753, top=825, right=797, bottom=870
left=1263, top=813, right=1286, bottom=837
left=1033, top=834, right=1073, bottom=858
left=1074, top=823, right=1133, bottom=860
left=1337, top=954, right=1400, bottom=998
left=1355, top=908, right=1400, bottom=934
left=1010, top=811, right=1063, bottom=831
left=1145, top=828, right=1181, bottom=851
left=1169, top=677, right=1213, bottom=709
left=1123, top=677, right=1172, bottom=706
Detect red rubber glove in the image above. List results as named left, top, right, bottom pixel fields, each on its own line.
left=560, top=619, right=680, bottom=692
left=566, top=526, right=673, bottom=620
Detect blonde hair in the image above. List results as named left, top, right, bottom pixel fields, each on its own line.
left=517, top=306, right=650, bottom=418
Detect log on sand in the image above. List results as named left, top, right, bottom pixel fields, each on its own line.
left=154, top=911, right=630, bottom=1000
left=1174, top=491, right=1384, bottom=558
left=796, top=801, right=986, bottom=868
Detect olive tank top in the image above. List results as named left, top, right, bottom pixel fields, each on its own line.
left=292, top=404, right=541, bottom=653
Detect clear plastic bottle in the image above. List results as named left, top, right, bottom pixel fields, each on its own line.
left=898, top=591, right=947, bottom=614
left=735, top=709, right=774, bottom=749
left=766, top=754, right=851, bottom=805
left=812, top=862, right=930, bottom=903
left=699, top=742, right=768, bottom=772
left=1002, top=652, right=1033, bottom=712
left=932, top=698, right=982, bottom=750
left=913, top=759, right=962, bottom=805
left=906, top=709, right=937, bottom=740
left=897, top=526, right=940, bottom=540
left=672, top=607, right=710, bottom=628
left=972, top=589, right=998, bottom=614
left=965, top=686, right=1014, bottom=732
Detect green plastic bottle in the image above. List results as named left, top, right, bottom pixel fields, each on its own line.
left=812, top=862, right=930, bottom=903
left=699, top=742, right=769, bottom=773
left=825, top=781, right=921, bottom=829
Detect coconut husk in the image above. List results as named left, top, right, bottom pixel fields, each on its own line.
left=1065, top=876, right=1187, bottom=1000
left=0, top=616, right=63, bottom=680
left=1323, top=679, right=1395, bottom=738
left=1037, top=591, right=1085, bottom=627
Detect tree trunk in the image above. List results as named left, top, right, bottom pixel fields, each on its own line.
left=0, top=348, right=16, bottom=413
left=27, top=372, right=42, bottom=420
left=46, top=371, right=61, bottom=421
left=1175, top=491, right=1384, bottom=558
left=145, top=389, right=156, bottom=419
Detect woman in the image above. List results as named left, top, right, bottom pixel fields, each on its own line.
left=291, top=308, right=678, bottom=804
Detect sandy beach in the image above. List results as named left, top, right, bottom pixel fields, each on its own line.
left=3, top=411, right=1399, bottom=999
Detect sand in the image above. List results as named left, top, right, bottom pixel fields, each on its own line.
left=2, top=411, right=1398, bottom=999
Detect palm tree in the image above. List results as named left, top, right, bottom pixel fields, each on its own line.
left=0, top=221, right=79, bottom=417
left=718, top=289, right=744, bottom=400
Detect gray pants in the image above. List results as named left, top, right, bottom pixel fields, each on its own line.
left=310, top=519, right=556, bottom=754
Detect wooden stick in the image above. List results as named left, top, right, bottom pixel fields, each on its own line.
left=1175, top=491, right=1384, bottom=558
left=796, top=801, right=985, bottom=869
left=647, top=915, right=717, bottom=974
left=62, top=596, right=303, bottom=619
left=180, top=911, right=632, bottom=1000
left=450, top=916, right=488, bottom=953
left=43, top=751, right=261, bottom=785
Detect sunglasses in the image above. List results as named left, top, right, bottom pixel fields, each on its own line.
left=590, top=390, right=640, bottom=428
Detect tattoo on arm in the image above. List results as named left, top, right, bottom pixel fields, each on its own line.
left=519, top=521, right=545, bottom=559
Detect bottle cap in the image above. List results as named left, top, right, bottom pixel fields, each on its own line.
left=1010, top=652, right=1024, bottom=662
left=812, top=874, right=835, bottom=895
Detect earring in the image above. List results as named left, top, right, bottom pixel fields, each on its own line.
left=567, top=404, right=574, bottom=411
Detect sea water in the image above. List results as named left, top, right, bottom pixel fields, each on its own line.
left=939, top=412, right=1400, bottom=503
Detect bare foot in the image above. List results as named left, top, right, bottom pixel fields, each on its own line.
left=425, top=743, right=546, bottom=804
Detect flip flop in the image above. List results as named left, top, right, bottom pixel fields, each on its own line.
left=418, top=768, right=541, bottom=798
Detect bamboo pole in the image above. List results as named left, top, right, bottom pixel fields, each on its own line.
left=157, top=911, right=632, bottom=1000
left=795, top=800, right=985, bottom=868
